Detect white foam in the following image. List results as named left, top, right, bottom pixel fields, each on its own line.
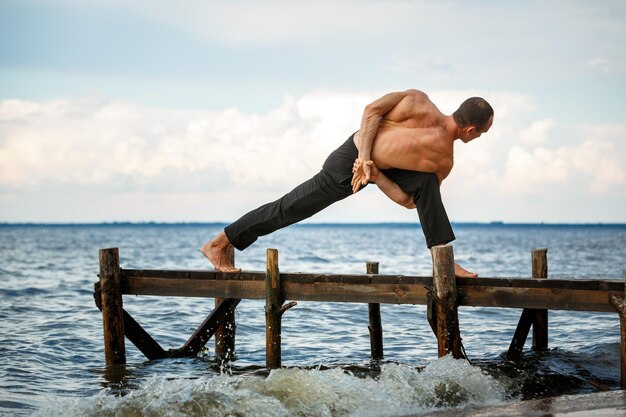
left=35, top=356, right=512, bottom=417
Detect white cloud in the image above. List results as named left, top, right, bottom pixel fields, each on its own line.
left=518, top=119, right=555, bottom=145
left=0, top=93, right=368, bottom=192
left=502, top=146, right=569, bottom=193
left=1, top=90, right=625, bottom=222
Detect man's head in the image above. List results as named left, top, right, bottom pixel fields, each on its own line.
left=453, top=97, right=494, bottom=142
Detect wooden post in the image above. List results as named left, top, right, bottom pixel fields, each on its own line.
left=367, top=261, right=384, bottom=359
left=532, top=248, right=548, bottom=350
left=431, top=245, right=462, bottom=358
left=215, top=245, right=237, bottom=360
left=622, top=271, right=626, bottom=390
left=99, top=248, right=126, bottom=365
left=265, top=248, right=297, bottom=369
left=266, top=248, right=282, bottom=368
left=609, top=271, right=626, bottom=389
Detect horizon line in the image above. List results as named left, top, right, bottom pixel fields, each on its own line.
left=1, top=221, right=625, bottom=227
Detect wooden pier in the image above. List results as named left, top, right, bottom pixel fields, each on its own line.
left=94, top=246, right=626, bottom=388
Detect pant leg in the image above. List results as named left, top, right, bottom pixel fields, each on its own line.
left=225, top=135, right=360, bottom=251
left=382, top=169, right=455, bottom=248
left=225, top=170, right=353, bottom=250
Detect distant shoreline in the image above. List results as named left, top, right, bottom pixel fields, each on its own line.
left=1, top=221, right=625, bottom=228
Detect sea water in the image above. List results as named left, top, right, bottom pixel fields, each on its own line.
left=0, top=223, right=624, bottom=416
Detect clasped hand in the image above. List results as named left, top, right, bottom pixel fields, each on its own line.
left=351, top=159, right=379, bottom=193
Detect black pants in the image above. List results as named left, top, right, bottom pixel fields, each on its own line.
left=224, top=134, right=455, bottom=250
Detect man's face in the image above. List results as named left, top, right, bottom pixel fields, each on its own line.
left=461, top=116, right=493, bottom=143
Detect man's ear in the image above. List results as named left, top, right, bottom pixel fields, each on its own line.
left=466, top=125, right=477, bottom=134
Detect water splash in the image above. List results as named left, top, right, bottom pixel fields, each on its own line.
left=35, top=357, right=511, bottom=417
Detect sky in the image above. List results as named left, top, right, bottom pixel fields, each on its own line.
left=0, top=0, right=625, bottom=224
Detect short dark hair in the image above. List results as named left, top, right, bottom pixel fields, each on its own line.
left=452, top=97, right=493, bottom=130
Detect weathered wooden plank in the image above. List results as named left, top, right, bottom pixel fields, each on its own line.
left=121, top=269, right=623, bottom=290
left=461, top=286, right=615, bottom=312
left=126, top=277, right=265, bottom=299
left=122, top=275, right=621, bottom=312
left=282, top=282, right=430, bottom=304
left=372, top=275, right=419, bottom=285
left=341, top=275, right=372, bottom=284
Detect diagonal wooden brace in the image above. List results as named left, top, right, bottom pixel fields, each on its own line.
left=94, top=283, right=167, bottom=360
left=179, top=298, right=241, bottom=357
left=506, top=308, right=534, bottom=360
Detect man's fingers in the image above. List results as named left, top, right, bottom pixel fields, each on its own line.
left=362, top=163, right=371, bottom=185
left=352, top=172, right=363, bottom=193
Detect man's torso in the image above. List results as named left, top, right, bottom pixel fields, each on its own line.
left=358, top=91, right=454, bottom=180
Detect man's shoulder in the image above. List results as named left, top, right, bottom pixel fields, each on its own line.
left=404, top=89, right=428, bottom=99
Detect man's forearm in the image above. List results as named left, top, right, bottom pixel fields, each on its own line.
left=373, top=172, right=415, bottom=209
left=356, top=90, right=412, bottom=161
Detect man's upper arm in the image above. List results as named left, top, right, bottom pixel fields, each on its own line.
left=365, top=89, right=424, bottom=118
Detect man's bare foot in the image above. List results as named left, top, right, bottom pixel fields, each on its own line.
left=455, top=263, right=478, bottom=278
left=200, top=232, right=241, bottom=272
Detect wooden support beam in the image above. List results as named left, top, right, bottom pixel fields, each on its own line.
left=431, top=245, right=462, bottom=358
left=94, top=283, right=166, bottom=361
left=179, top=298, right=241, bottom=357
left=506, top=308, right=534, bottom=360
left=532, top=248, right=549, bottom=350
left=215, top=245, right=238, bottom=360
left=99, top=248, right=126, bottom=365
left=366, top=261, right=383, bottom=359
left=122, top=272, right=623, bottom=312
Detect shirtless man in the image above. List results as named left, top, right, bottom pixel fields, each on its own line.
left=202, top=89, right=494, bottom=277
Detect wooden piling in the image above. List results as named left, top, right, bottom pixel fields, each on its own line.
left=266, top=249, right=282, bottom=368
left=609, top=271, right=626, bottom=389
left=622, top=271, right=626, bottom=390
left=99, top=248, right=126, bottom=365
left=215, top=245, right=237, bottom=360
left=367, top=261, right=384, bottom=359
left=532, top=248, right=548, bottom=350
left=265, top=248, right=296, bottom=368
left=431, top=245, right=462, bottom=358
left=507, top=248, right=549, bottom=360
